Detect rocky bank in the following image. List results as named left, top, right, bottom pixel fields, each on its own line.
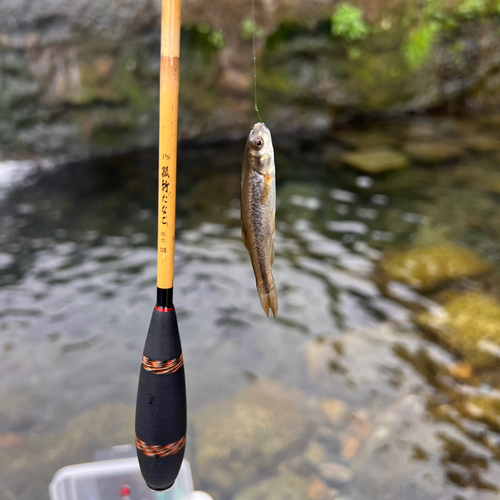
left=2, top=0, right=500, bottom=156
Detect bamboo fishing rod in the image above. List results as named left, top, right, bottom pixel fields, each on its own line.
left=135, top=0, right=186, bottom=491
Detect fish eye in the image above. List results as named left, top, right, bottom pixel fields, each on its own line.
left=253, top=137, right=264, bottom=150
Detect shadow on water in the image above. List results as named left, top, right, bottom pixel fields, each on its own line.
left=2, top=116, right=500, bottom=499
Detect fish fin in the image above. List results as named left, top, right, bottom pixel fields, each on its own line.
left=258, top=286, right=278, bottom=318
left=241, top=226, right=249, bottom=250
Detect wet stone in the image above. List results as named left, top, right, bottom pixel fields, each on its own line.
left=0, top=404, right=135, bottom=500
left=318, top=462, right=354, bottom=485
left=465, top=396, right=500, bottom=430
left=233, top=471, right=314, bottom=500
left=405, top=122, right=438, bottom=139
left=320, top=398, right=348, bottom=427
left=192, top=380, right=316, bottom=493
left=305, top=440, right=328, bottom=465
left=404, top=141, right=465, bottom=163
left=341, top=149, right=409, bottom=174
left=464, top=134, right=500, bottom=153
left=416, top=291, right=500, bottom=369
left=380, top=244, right=491, bottom=291
left=307, top=479, right=329, bottom=499
left=447, top=361, right=473, bottom=380
left=334, top=130, right=397, bottom=149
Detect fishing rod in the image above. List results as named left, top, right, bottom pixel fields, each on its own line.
left=135, top=0, right=186, bottom=492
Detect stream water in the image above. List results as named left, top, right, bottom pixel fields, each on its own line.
left=1, top=116, right=500, bottom=500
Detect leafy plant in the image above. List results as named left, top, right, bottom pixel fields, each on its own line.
left=208, top=28, right=225, bottom=49
left=403, top=21, right=439, bottom=70
left=331, top=3, right=368, bottom=42
left=457, top=0, right=487, bottom=18
left=240, top=18, right=265, bottom=41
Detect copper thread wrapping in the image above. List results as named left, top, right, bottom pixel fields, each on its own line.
left=142, top=354, right=183, bottom=375
left=136, top=435, right=186, bottom=458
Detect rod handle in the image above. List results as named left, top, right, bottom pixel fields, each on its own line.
left=135, top=306, right=187, bottom=491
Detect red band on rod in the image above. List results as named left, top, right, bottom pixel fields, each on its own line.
left=155, top=305, right=175, bottom=312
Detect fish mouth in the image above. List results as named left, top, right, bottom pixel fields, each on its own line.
left=250, top=122, right=269, bottom=139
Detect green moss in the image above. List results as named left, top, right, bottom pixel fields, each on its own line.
left=240, top=17, right=265, bottom=41
left=381, top=244, right=491, bottom=291
left=208, top=28, right=225, bottom=49
left=114, top=58, right=150, bottom=110
left=182, top=23, right=226, bottom=51
left=345, top=45, right=411, bottom=111
left=457, top=0, right=488, bottom=18
left=331, top=3, right=369, bottom=42
left=416, top=292, right=500, bottom=368
left=179, top=27, right=221, bottom=114
left=466, top=395, right=500, bottom=428
left=266, top=21, right=306, bottom=51
left=403, top=21, right=439, bottom=70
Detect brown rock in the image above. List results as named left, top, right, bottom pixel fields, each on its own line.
left=341, top=436, right=360, bottom=460
left=0, top=433, right=23, bottom=450
left=447, top=361, right=473, bottom=380
left=320, top=398, right=348, bottom=426
left=307, top=479, right=327, bottom=499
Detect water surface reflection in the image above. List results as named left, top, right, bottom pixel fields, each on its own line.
left=1, top=119, right=500, bottom=499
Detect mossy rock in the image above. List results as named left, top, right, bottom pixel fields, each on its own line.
left=415, top=291, right=500, bottom=368
left=464, top=133, right=500, bottom=153
left=465, top=395, right=500, bottom=429
left=380, top=244, right=491, bottom=291
left=234, top=471, right=313, bottom=500
left=404, top=141, right=465, bottom=163
left=191, top=380, right=316, bottom=493
left=334, top=130, right=397, bottom=149
left=341, top=148, right=409, bottom=174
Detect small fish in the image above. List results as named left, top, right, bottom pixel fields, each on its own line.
left=241, top=122, right=278, bottom=318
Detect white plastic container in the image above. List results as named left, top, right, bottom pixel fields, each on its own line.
left=49, top=456, right=194, bottom=500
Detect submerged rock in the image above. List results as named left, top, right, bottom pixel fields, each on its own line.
left=334, top=130, right=397, bottom=149
left=341, top=149, right=409, bottom=174
left=320, top=398, right=348, bottom=427
left=465, top=395, right=500, bottom=430
left=464, top=134, right=500, bottom=153
left=304, top=440, right=328, bottom=465
left=404, top=142, right=465, bottom=163
left=0, top=404, right=135, bottom=500
left=318, top=461, right=354, bottom=485
left=192, top=380, right=316, bottom=493
left=233, top=471, right=317, bottom=500
left=380, top=244, right=491, bottom=291
left=415, top=291, right=500, bottom=368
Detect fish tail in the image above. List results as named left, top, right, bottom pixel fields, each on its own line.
left=258, top=285, right=278, bottom=318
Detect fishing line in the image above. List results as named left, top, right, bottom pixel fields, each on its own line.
left=252, top=0, right=263, bottom=123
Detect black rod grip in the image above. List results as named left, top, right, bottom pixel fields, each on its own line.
left=135, top=306, right=187, bottom=491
